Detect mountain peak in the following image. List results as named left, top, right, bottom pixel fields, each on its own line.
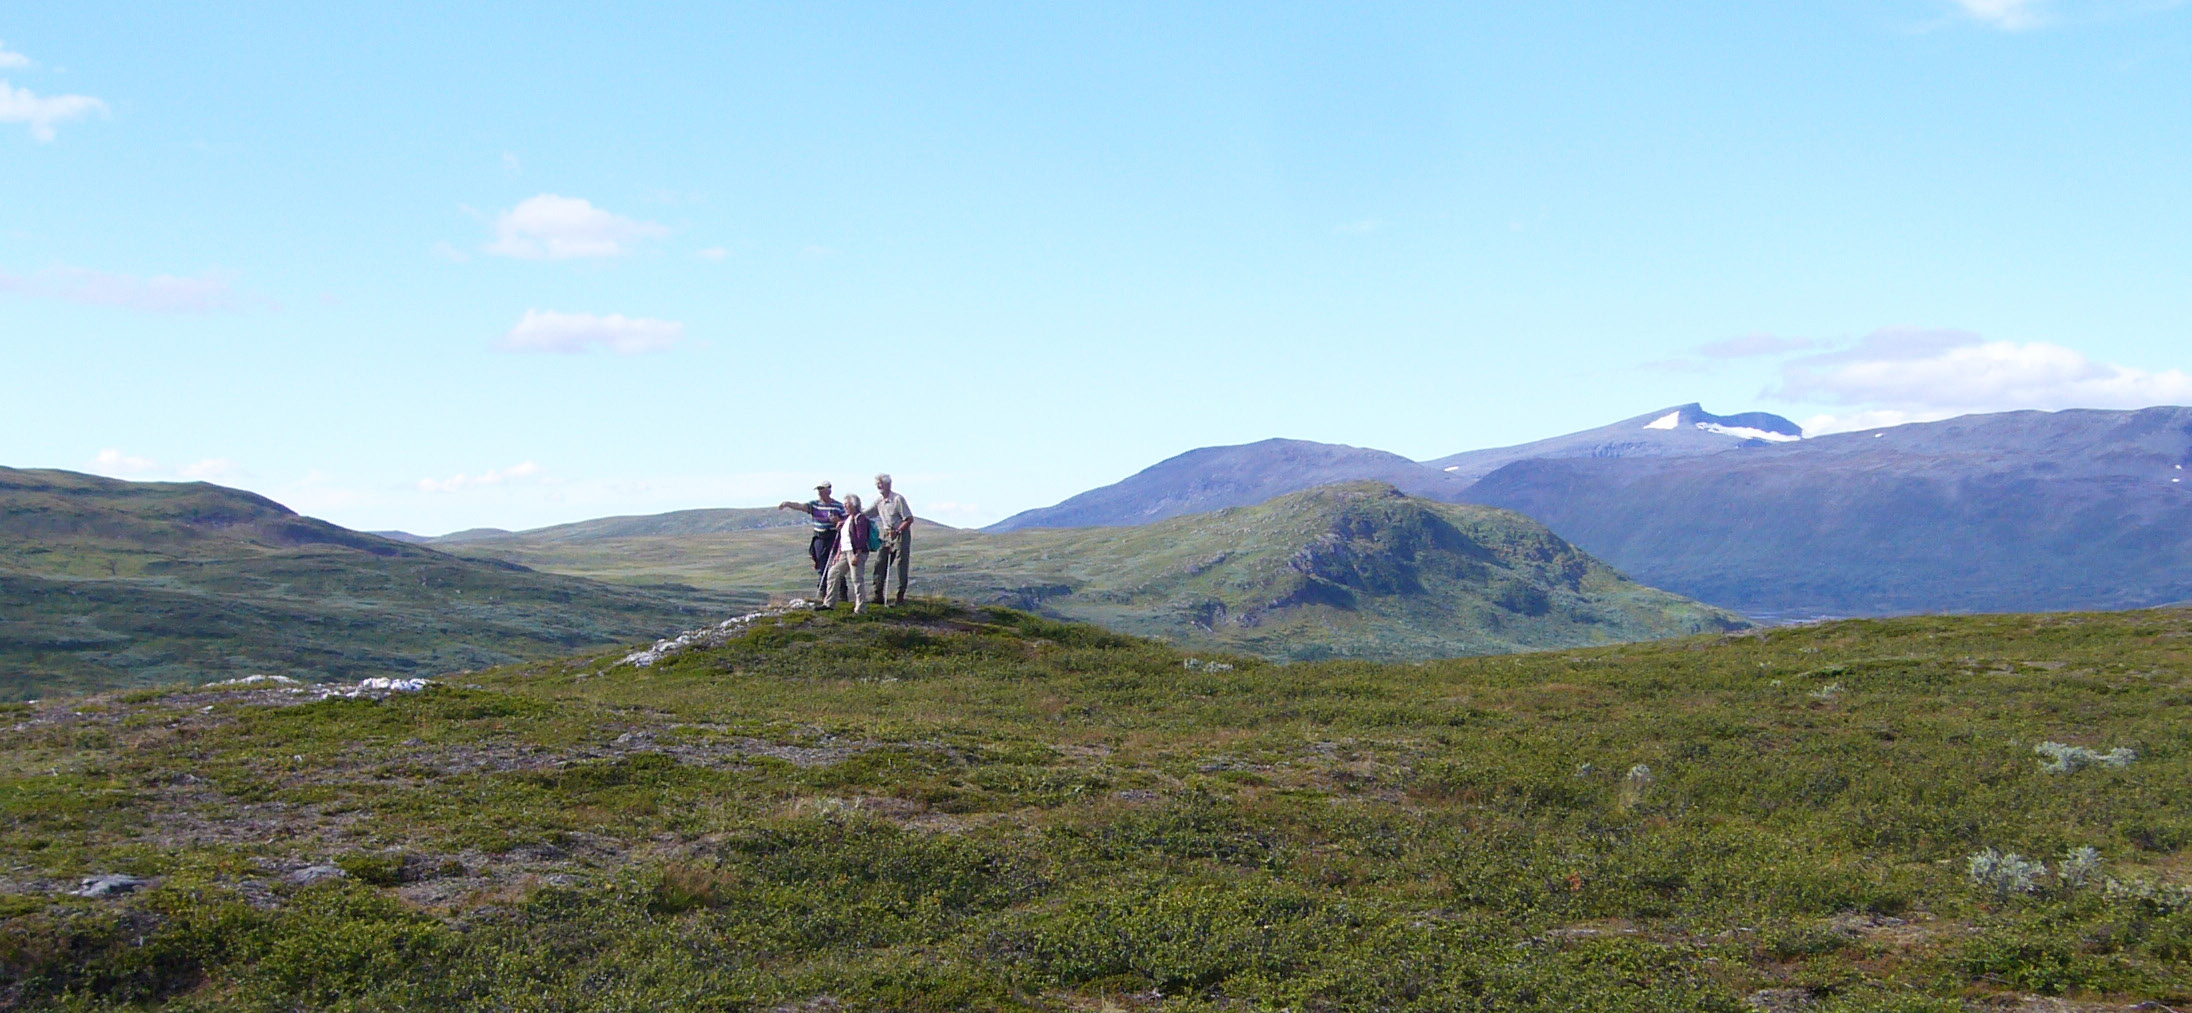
left=1638, top=404, right=1803, bottom=443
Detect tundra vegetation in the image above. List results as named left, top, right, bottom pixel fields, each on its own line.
left=2, top=601, right=2189, bottom=1011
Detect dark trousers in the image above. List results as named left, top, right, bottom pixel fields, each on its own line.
left=809, top=531, right=834, bottom=599
left=870, top=532, right=910, bottom=603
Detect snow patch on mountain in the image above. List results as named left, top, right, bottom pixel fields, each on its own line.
left=1641, top=409, right=1800, bottom=442
left=1696, top=421, right=1802, bottom=443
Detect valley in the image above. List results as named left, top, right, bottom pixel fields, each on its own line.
left=441, top=483, right=1746, bottom=662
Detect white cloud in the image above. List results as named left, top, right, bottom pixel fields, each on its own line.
left=495, top=309, right=684, bottom=355
left=0, top=79, right=107, bottom=142
left=1779, top=327, right=2192, bottom=433
left=417, top=461, right=541, bottom=495
left=0, top=266, right=243, bottom=312
left=0, top=41, right=33, bottom=70
left=483, top=194, right=668, bottom=259
left=1798, top=408, right=1964, bottom=436
left=1951, top=0, right=2046, bottom=29
left=1334, top=219, right=1381, bottom=235
left=696, top=246, right=728, bottom=261
left=179, top=458, right=240, bottom=481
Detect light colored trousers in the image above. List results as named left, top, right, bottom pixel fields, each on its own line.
left=824, top=550, right=868, bottom=610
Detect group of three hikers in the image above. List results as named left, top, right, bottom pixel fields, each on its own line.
left=778, top=474, right=914, bottom=612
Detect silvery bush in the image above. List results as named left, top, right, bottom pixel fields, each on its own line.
left=1967, top=848, right=2046, bottom=898
left=2033, top=741, right=2136, bottom=774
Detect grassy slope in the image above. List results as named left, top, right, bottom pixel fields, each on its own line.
left=449, top=483, right=1747, bottom=661
left=430, top=506, right=809, bottom=544
left=3, top=602, right=2188, bottom=1010
left=0, top=468, right=754, bottom=698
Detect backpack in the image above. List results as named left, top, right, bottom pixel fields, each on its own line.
left=865, top=515, right=884, bottom=552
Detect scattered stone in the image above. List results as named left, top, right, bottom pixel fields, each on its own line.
left=204, top=674, right=300, bottom=687
left=619, top=605, right=811, bottom=668
left=289, top=864, right=346, bottom=885
left=1826, top=911, right=1907, bottom=934
left=1745, top=988, right=1816, bottom=1012
left=72, top=874, right=148, bottom=898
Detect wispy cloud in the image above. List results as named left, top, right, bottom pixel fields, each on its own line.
left=0, top=79, right=107, bottom=142
left=1333, top=219, right=1381, bottom=235
left=1699, top=334, right=1820, bottom=359
left=0, top=41, right=33, bottom=70
left=0, top=266, right=244, bottom=313
left=86, top=450, right=242, bottom=483
left=1950, top=0, right=2047, bottom=29
left=483, top=194, right=668, bottom=259
left=696, top=246, right=728, bottom=261
left=495, top=309, right=684, bottom=355
left=89, top=449, right=159, bottom=477
left=1780, top=327, right=2192, bottom=433
left=418, top=461, right=541, bottom=494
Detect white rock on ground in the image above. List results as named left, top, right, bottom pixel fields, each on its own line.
left=619, top=603, right=815, bottom=668
left=72, top=874, right=149, bottom=898
left=204, top=674, right=302, bottom=687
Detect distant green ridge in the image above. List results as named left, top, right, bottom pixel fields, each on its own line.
left=0, top=467, right=748, bottom=698
left=923, top=481, right=1748, bottom=659
left=430, top=506, right=809, bottom=545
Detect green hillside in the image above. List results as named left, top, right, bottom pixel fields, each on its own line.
left=431, top=506, right=808, bottom=545
left=447, top=483, right=1747, bottom=660
left=3, top=603, right=2188, bottom=1009
left=0, top=468, right=752, bottom=698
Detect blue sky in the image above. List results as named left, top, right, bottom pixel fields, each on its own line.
left=5, top=1, right=2191, bottom=533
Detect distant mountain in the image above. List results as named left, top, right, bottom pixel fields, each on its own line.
left=370, top=530, right=433, bottom=544
left=430, top=507, right=806, bottom=546
left=1425, top=403, right=1803, bottom=481
left=986, top=438, right=1475, bottom=532
left=1459, top=406, right=2192, bottom=618
left=986, top=406, right=1801, bottom=533
left=0, top=468, right=749, bottom=697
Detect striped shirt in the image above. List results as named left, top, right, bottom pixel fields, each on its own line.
left=805, top=499, right=845, bottom=533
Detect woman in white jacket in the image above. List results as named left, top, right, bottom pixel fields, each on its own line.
left=822, top=494, right=870, bottom=612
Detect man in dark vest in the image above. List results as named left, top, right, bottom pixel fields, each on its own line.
left=777, top=480, right=845, bottom=601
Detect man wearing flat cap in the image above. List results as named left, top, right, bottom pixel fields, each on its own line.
left=778, top=480, right=846, bottom=601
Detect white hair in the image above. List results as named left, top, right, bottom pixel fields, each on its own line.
left=841, top=493, right=862, bottom=510
left=875, top=473, right=892, bottom=486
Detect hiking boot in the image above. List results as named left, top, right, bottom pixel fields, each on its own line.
left=892, top=593, right=906, bottom=606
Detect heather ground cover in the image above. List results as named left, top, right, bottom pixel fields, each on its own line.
left=2, top=601, right=2187, bottom=1011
